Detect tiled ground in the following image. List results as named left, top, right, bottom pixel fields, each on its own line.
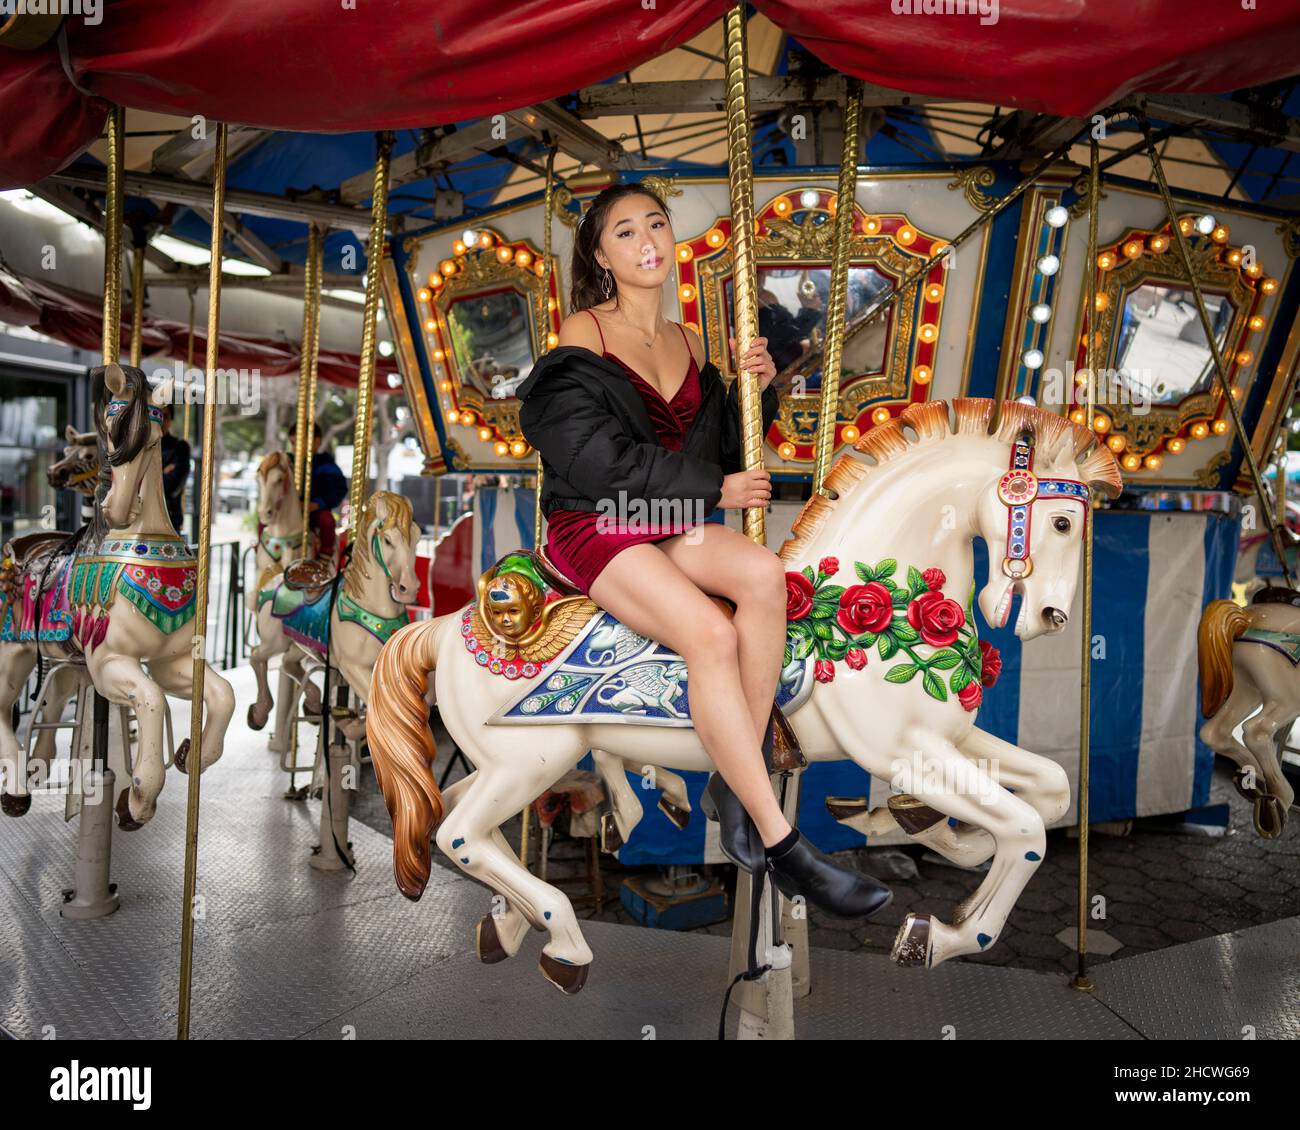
left=351, top=711, right=1300, bottom=975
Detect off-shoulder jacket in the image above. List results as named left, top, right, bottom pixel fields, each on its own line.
left=516, top=345, right=780, bottom=518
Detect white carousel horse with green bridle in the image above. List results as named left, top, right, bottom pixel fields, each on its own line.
left=249, top=449, right=313, bottom=614
left=0, top=362, right=234, bottom=827
left=247, top=489, right=420, bottom=738
left=1198, top=587, right=1300, bottom=838
left=366, top=398, right=1123, bottom=992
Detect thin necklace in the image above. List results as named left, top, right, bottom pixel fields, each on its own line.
left=608, top=307, right=661, bottom=349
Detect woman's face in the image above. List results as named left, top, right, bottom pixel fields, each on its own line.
left=594, top=194, right=673, bottom=294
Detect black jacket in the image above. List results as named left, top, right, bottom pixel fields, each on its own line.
left=517, top=346, right=780, bottom=517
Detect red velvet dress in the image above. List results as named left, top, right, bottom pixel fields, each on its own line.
left=544, top=314, right=704, bottom=595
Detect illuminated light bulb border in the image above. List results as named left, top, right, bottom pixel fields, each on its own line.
left=413, top=225, right=557, bottom=457
left=1071, top=213, right=1274, bottom=466
left=679, top=196, right=950, bottom=465
left=1012, top=194, right=1070, bottom=403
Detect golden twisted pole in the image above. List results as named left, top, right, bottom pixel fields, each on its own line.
left=1073, top=135, right=1101, bottom=993
left=182, top=288, right=196, bottom=443
left=300, top=224, right=324, bottom=551
left=813, top=78, right=861, bottom=496
left=723, top=3, right=763, bottom=545
left=1139, top=113, right=1296, bottom=590
left=178, top=121, right=228, bottom=1040
left=521, top=146, right=561, bottom=869
left=293, top=224, right=321, bottom=498
left=128, top=238, right=146, bottom=368
left=347, top=132, right=393, bottom=530
left=101, top=106, right=125, bottom=364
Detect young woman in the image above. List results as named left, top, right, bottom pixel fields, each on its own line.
left=518, top=184, right=891, bottom=919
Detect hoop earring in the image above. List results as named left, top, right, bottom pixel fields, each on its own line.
left=600, top=270, right=614, bottom=301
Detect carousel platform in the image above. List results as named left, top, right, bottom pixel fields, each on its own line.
left=1, top=664, right=1297, bottom=1040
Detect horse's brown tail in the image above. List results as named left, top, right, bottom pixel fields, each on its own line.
left=368, top=615, right=448, bottom=900
left=1198, top=600, right=1251, bottom=720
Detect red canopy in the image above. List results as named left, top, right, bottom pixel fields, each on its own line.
left=0, top=269, right=400, bottom=388
left=3, top=0, right=1300, bottom=187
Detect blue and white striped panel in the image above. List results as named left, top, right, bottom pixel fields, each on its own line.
left=613, top=509, right=1240, bottom=865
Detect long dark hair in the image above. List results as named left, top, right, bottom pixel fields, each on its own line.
left=91, top=362, right=152, bottom=467
left=569, top=183, right=673, bottom=313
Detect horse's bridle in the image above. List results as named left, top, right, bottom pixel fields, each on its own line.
left=996, top=434, right=1092, bottom=580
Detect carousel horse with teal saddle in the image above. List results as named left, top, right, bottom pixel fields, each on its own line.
left=0, top=362, right=235, bottom=828
left=247, top=489, right=420, bottom=740
left=1199, top=586, right=1300, bottom=838
left=366, top=398, right=1122, bottom=992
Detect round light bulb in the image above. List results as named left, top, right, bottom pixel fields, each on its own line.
left=1037, top=255, right=1060, bottom=277
left=1029, top=303, right=1052, bottom=324
left=1022, top=349, right=1044, bottom=370
left=1196, top=214, right=1216, bottom=235
left=1045, top=206, right=1069, bottom=228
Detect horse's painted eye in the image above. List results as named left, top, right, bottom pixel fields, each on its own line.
left=1053, top=515, right=1071, bottom=533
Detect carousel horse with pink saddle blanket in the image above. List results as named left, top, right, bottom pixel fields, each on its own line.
left=0, top=363, right=234, bottom=828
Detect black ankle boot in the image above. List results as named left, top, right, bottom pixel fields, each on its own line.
left=699, top=705, right=783, bottom=874
left=766, top=832, right=893, bottom=919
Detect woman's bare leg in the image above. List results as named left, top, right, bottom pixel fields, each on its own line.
left=589, top=544, right=791, bottom=846
left=659, top=523, right=787, bottom=750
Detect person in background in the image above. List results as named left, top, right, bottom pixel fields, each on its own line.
left=287, top=420, right=348, bottom=557
left=159, top=404, right=191, bottom=538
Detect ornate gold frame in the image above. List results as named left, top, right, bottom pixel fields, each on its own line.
left=1075, top=215, right=1275, bottom=472
left=413, top=227, right=559, bottom=457
left=687, top=190, right=947, bottom=460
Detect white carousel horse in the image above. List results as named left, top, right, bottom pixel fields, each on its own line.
left=248, top=450, right=312, bottom=613
left=1198, top=587, right=1300, bottom=838
left=366, top=398, right=1123, bottom=991
left=0, top=363, right=234, bottom=827
left=247, top=489, right=420, bottom=737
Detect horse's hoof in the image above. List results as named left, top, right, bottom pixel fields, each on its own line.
left=1233, top=768, right=1263, bottom=800
left=173, top=739, right=191, bottom=775
left=825, top=796, right=869, bottom=822
left=115, top=789, right=143, bottom=832
left=888, top=793, right=947, bottom=836
left=476, top=914, right=511, bottom=964
left=599, top=811, right=623, bottom=854
left=247, top=704, right=267, bottom=732
left=538, top=952, right=590, bottom=995
left=1, top=793, right=31, bottom=818
left=1254, top=794, right=1288, bottom=839
left=891, top=912, right=933, bottom=967
left=657, top=796, right=690, bottom=831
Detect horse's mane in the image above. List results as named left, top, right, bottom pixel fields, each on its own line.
left=779, top=398, right=1124, bottom=563
left=258, top=450, right=292, bottom=478
left=91, top=363, right=152, bottom=468
left=344, top=491, right=416, bottom=600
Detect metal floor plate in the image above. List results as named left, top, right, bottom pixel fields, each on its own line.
left=0, top=665, right=1295, bottom=1039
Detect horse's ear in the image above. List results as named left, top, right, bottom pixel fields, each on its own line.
left=65, top=424, right=78, bottom=442
left=105, top=362, right=126, bottom=396
left=151, top=378, right=174, bottom=409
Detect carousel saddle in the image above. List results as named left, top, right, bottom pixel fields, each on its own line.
left=469, top=549, right=812, bottom=747
left=283, top=557, right=336, bottom=601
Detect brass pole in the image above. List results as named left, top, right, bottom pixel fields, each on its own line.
left=813, top=78, right=861, bottom=496
left=535, top=144, right=558, bottom=551
left=347, top=132, right=393, bottom=530
left=128, top=238, right=146, bottom=368
left=182, top=288, right=196, bottom=443
left=1073, top=135, right=1101, bottom=994
left=300, top=224, right=324, bottom=552
left=178, top=121, right=228, bottom=1041
left=293, top=224, right=320, bottom=498
left=1139, top=113, right=1296, bottom=590
left=100, top=106, right=125, bottom=364
left=724, top=4, right=764, bottom=545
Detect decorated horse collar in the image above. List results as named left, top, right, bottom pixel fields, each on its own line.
left=260, top=528, right=305, bottom=561
left=92, top=536, right=196, bottom=565
left=337, top=590, right=407, bottom=644
left=106, top=399, right=165, bottom=428
left=996, top=434, right=1091, bottom=580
